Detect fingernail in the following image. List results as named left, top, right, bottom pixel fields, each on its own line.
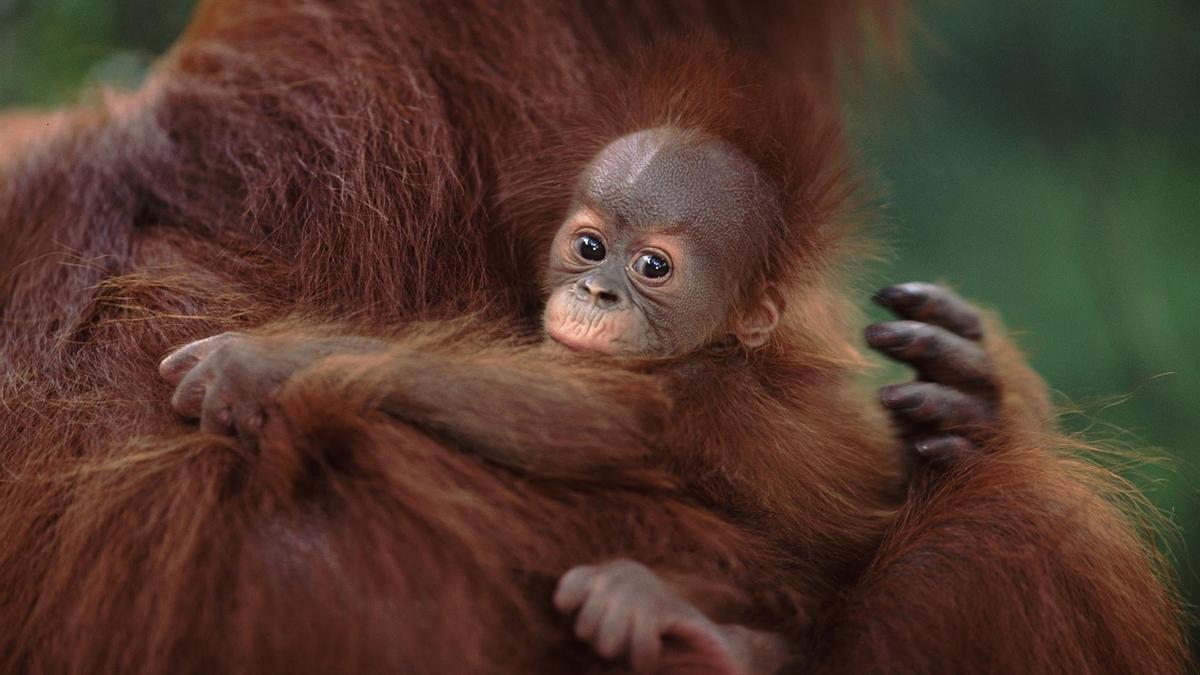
left=865, top=325, right=915, bottom=349
left=881, top=388, right=924, bottom=411
left=912, top=439, right=933, bottom=456
left=873, top=285, right=922, bottom=309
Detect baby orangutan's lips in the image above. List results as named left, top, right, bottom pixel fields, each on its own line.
left=546, top=317, right=632, bottom=355
left=547, top=326, right=619, bottom=355
left=544, top=292, right=637, bottom=356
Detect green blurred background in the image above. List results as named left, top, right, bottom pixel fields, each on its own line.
left=2, top=0, right=1196, bottom=654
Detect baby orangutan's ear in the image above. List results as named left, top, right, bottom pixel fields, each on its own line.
left=733, top=285, right=784, bottom=349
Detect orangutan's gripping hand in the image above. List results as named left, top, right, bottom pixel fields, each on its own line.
left=555, top=560, right=789, bottom=675
left=160, top=332, right=300, bottom=443
left=159, top=332, right=384, bottom=445
left=867, top=282, right=1001, bottom=466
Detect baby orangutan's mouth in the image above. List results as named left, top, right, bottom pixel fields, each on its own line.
left=546, top=316, right=626, bottom=355
left=547, top=327, right=614, bottom=354
left=543, top=291, right=640, bottom=356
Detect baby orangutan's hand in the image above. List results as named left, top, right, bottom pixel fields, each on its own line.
left=159, top=332, right=384, bottom=447
left=555, top=559, right=786, bottom=674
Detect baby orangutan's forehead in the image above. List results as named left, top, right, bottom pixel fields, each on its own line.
left=579, top=128, right=771, bottom=243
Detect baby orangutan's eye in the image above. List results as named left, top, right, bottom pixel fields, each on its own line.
left=575, top=234, right=606, bottom=262
left=633, top=252, right=671, bottom=280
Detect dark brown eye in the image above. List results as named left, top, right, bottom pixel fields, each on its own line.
left=634, top=253, right=671, bottom=279
left=576, top=234, right=606, bottom=262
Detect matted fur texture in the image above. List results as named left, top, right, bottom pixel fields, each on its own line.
left=0, top=1, right=1185, bottom=673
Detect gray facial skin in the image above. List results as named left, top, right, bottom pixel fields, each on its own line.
left=542, top=127, right=779, bottom=357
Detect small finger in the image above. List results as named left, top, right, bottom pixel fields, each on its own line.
left=158, top=334, right=230, bottom=385
left=594, top=602, right=630, bottom=659
left=575, top=594, right=608, bottom=642
left=170, top=365, right=212, bottom=418
left=865, top=321, right=993, bottom=388
left=629, top=612, right=662, bottom=673
left=874, top=282, right=984, bottom=340
left=554, top=566, right=596, bottom=613
left=881, top=382, right=992, bottom=429
left=199, top=384, right=234, bottom=435
left=912, top=434, right=979, bottom=466
left=232, top=400, right=266, bottom=447
left=660, top=616, right=729, bottom=667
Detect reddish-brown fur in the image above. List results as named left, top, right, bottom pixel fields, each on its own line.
left=0, top=1, right=1185, bottom=673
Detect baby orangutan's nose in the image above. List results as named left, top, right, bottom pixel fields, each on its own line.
left=576, top=275, right=625, bottom=309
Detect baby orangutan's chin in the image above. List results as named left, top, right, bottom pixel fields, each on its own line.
left=543, top=292, right=641, bottom=356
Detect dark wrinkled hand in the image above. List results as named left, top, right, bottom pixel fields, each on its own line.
left=867, top=282, right=999, bottom=467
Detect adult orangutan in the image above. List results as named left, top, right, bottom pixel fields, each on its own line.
left=153, top=124, right=1040, bottom=672
left=0, top=1, right=1185, bottom=674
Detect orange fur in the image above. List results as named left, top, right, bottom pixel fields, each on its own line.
left=809, top=315, right=1185, bottom=672
left=0, top=1, right=1185, bottom=673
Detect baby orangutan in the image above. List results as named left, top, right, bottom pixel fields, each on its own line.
left=160, top=128, right=1003, bottom=674
left=540, top=128, right=1001, bottom=672
left=541, top=127, right=783, bottom=357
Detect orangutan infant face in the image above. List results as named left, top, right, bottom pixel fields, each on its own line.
left=542, top=127, right=781, bottom=357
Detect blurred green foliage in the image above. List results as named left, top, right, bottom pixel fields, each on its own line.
left=0, top=0, right=190, bottom=103
left=850, top=1, right=1199, bottom=651
left=2, top=0, right=1196, bottom=653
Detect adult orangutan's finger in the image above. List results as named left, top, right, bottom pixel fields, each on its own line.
left=874, top=282, right=984, bottom=341
left=866, top=321, right=993, bottom=389
left=880, top=382, right=993, bottom=429
left=912, top=434, right=980, bottom=466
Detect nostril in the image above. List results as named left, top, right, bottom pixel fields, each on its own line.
left=596, top=290, right=619, bottom=305
left=577, top=276, right=624, bottom=308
